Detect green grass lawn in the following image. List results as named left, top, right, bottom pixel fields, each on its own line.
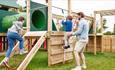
left=1, top=51, right=115, bottom=70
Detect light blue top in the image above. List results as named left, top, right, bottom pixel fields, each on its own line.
left=72, top=18, right=89, bottom=40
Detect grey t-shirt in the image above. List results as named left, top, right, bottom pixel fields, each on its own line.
left=8, top=21, right=23, bottom=33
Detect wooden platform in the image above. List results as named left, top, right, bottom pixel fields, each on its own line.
left=48, top=32, right=74, bottom=66
left=24, top=31, right=47, bottom=37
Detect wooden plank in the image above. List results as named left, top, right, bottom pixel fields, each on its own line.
left=94, top=9, right=115, bottom=16
left=47, top=0, right=52, bottom=66
left=51, top=31, right=64, bottom=36
left=112, top=35, right=115, bottom=52
left=0, top=33, right=6, bottom=36
left=103, top=36, right=112, bottom=52
left=51, top=53, right=63, bottom=64
left=24, top=31, right=47, bottom=37
left=51, top=49, right=63, bottom=55
left=96, top=36, right=102, bottom=52
left=48, top=0, right=52, bottom=31
left=52, top=14, right=64, bottom=19
left=17, top=32, right=47, bottom=70
left=51, top=47, right=73, bottom=55
left=51, top=39, right=64, bottom=46
left=50, top=36, right=64, bottom=40
left=68, top=0, right=71, bottom=15
left=50, top=52, right=73, bottom=65
left=65, top=52, right=73, bottom=60
left=27, top=0, right=30, bottom=32
left=48, top=33, right=51, bottom=66
left=94, top=13, right=97, bottom=55
left=100, top=15, right=104, bottom=53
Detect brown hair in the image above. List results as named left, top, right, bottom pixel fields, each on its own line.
left=67, top=15, right=73, bottom=20
left=18, top=16, right=25, bottom=21
left=77, top=12, right=85, bottom=18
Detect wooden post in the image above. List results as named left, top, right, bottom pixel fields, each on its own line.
left=94, top=12, right=97, bottom=55
left=68, top=0, right=71, bottom=15
left=48, top=0, right=52, bottom=31
left=100, top=14, right=103, bottom=53
left=47, top=0, right=52, bottom=66
left=27, top=0, right=30, bottom=32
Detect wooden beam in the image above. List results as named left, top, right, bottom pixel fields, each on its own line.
left=48, top=33, right=51, bottom=66
left=0, top=33, right=6, bottom=36
left=94, top=13, right=97, bottom=55
left=27, top=0, right=30, bottom=32
left=47, top=0, right=52, bottom=66
left=24, top=31, right=47, bottom=37
left=100, top=15, right=104, bottom=53
left=52, top=14, right=64, bottom=19
left=68, top=0, right=71, bottom=15
left=48, top=0, right=52, bottom=31
left=94, top=9, right=115, bottom=16
left=52, top=6, right=77, bottom=15
left=17, top=32, right=47, bottom=70
left=85, top=16, right=94, bottom=20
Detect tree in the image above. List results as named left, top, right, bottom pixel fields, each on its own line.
left=104, top=31, right=112, bottom=35
left=97, top=19, right=108, bottom=33
left=112, top=24, right=115, bottom=35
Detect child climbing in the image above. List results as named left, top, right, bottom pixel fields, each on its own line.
left=69, top=12, right=89, bottom=70
left=1, top=16, right=27, bottom=68
left=62, top=15, right=73, bottom=49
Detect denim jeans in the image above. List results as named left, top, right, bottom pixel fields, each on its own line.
left=6, top=32, right=24, bottom=58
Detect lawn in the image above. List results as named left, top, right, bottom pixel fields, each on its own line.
left=0, top=51, right=115, bottom=70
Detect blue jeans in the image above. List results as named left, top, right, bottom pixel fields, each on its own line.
left=6, top=32, right=24, bottom=58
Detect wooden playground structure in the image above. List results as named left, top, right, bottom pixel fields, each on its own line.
left=0, top=0, right=115, bottom=70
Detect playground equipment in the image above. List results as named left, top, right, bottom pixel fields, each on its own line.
left=0, top=1, right=57, bottom=52
left=92, top=9, right=115, bottom=54
left=0, top=1, right=57, bottom=32
left=1, top=0, right=112, bottom=69
left=0, top=0, right=74, bottom=69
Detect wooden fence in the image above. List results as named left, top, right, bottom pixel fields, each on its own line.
left=86, top=35, right=115, bottom=53
left=0, top=33, right=7, bottom=52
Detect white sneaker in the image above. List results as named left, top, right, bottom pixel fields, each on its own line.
left=71, top=66, right=81, bottom=70
left=19, top=50, right=28, bottom=55
left=82, top=64, right=87, bottom=69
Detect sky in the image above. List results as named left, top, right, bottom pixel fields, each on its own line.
left=31, top=0, right=115, bottom=32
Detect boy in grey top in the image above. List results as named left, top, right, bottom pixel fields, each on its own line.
left=69, top=12, right=89, bottom=70
left=1, top=16, right=27, bottom=68
left=8, top=21, right=23, bottom=33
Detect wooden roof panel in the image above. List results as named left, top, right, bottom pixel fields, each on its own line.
left=94, top=9, right=115, bottom=16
